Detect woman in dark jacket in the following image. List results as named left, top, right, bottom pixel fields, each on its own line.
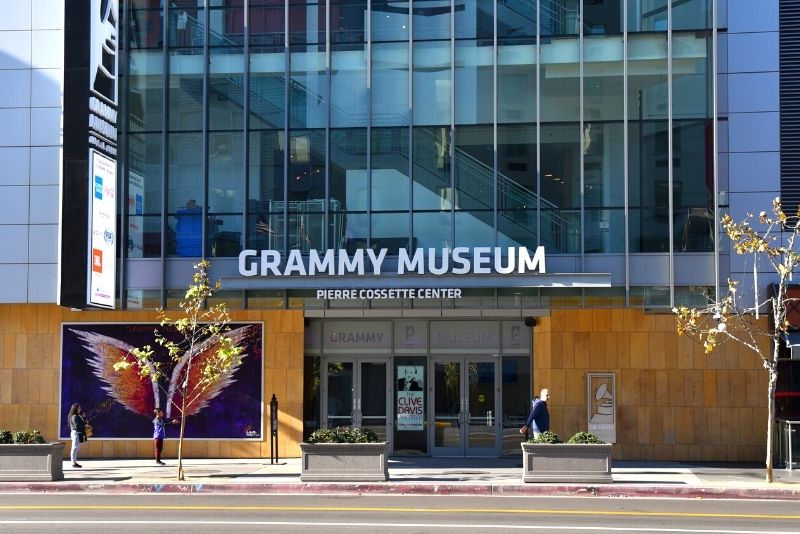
left=67, top=403, right=87, bottom=468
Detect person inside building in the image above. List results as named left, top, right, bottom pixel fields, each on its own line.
left=519, top=388, right=550, bottom=439
left=175, top=198, right=202, bottom=256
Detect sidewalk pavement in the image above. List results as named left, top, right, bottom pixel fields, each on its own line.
left=0, top=458, right=798, bottom=500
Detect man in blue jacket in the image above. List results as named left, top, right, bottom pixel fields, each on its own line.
left=520, top=388, right=550, bottom=438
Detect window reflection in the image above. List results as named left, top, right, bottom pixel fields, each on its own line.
left=372, top=127, right=410, bottom=211
left=413, top=127, right=451, bottom=211
left=583, top=0, right=622, bottom=35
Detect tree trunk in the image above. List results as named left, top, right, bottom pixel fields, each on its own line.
left=766, top=371, right=777, bottom=483
left=177, top=388, right=187, bottom=481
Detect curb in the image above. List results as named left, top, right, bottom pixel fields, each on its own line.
left=1, top=482, right=798, bottom=500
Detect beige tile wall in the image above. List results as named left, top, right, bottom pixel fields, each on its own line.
left=533, top=309, right=769, bottom=462
left=1, top=304, right=771, bottom=462
left=0, top=305, right=304, bottom=459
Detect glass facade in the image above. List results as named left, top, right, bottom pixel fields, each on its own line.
left=122, top=1, right=719, bottom=307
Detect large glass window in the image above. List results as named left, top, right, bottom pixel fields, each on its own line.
left=123, top=0, right=720, bottom=300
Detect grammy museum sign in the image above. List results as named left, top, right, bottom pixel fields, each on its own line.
left=238, top=246, right=546, bottom=278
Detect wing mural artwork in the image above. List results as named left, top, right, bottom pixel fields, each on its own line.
left=72, top=329, right=160, bottom=416
left=60, top=323, right=263, bottom=440
left=165, top=325, right=256, bottom=419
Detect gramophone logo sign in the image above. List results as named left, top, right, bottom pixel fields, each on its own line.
left=587, top=373, right=616, bottom=443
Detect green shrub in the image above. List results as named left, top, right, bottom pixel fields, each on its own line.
left=0, top=430, right=12, bottom=444
left=529, top=430, right=561, bottom=444
left=11, top=430, right=45, bottom=444
left=307, top=426, right=379, bottom=444
left=567, top=431, right=606, bottom=444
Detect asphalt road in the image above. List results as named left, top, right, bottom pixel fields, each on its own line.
left=0, top=493, right=798, bottom=533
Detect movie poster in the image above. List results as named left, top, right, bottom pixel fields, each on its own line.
left=397, top=365, right=424, bottom=431
left=60, top=323, right=263, bottom=439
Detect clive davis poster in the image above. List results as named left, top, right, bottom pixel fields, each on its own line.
left=60, top=323, right=263, bottom=439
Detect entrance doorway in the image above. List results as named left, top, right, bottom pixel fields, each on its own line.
left=431, top=358, right=499, bottom=456
left=321, top=358, right=390, bottom=442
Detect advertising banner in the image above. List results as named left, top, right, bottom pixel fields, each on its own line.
left=87, top=150, right=117, bottom=308
left=60, top=323, right=263, bottom=440
left=397, top=366, right=424, bottom=431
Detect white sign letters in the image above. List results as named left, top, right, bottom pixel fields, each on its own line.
left=238, top=246, right=546, bottom=277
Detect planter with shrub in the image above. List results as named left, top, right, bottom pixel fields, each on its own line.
left=521, top=431, right=612, bottom=484
left=0, top=430, right=65, bottom=481
left=300, top=427, right=389, bottom=482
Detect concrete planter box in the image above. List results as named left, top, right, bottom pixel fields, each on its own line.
left=300, top=442, right=389, bottom=482
left=0, top=442, right=65, bottom=482
left=521, top=442, right=612, bottom=484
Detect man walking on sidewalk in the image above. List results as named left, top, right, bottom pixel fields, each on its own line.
left=520, top=388, right=550, bottom=439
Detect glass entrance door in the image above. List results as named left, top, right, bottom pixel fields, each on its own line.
left=322, top=358, right=389, bottom=442
left=431, top=358, right=499, bottom=456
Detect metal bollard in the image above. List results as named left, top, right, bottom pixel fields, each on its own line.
left=269, top=394, right=279, bottom=464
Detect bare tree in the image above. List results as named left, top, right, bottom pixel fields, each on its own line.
left=114, top=259, right=249, bottom=481
left=674, top=198, right=800, bottom=482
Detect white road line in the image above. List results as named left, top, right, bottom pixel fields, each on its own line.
left=0, top=521, right=793, bottom=533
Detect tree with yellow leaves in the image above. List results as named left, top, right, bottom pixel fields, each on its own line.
left=674, top=198, right=800, bottom=483
left=113, top=259, right=250, bottom=481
